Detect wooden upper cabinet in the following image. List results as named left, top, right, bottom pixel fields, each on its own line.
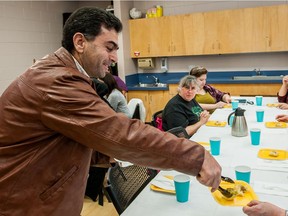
left=182, top=13, right=205, bottom=55
left=148, top=17, right=172, bottom=56
left=129, top=19, right=153, bottom=58
left=129, top=16, right=185, bottom=57
left=219, top=10, right=244, bottom=54
left=240, top=4, right=288, bottom=53
left=169, top=15, right=186, bottom=56
left=129, top=4, right=288, bottom=57
left=264, top=5, right=288, bottom=52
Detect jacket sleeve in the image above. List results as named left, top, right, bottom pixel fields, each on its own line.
left=40, top=76, right=205, bottom=176
left=277, top=92, right=288, bottom=103
left=204, top=85, right=229, bottom=102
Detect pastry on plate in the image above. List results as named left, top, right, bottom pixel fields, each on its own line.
left=222, top=184, right=247, bottom=201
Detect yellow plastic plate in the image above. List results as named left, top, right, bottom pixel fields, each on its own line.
left=266, top=103, right=279, bottom=107
left=211, top=180, right=258, bottom=206
left=223, top=104, right=232, bottom=108
left=265, top=122, right=287, bottom=128
left=150, top=175, right=175, bottom=194
left=197, top=141, right=210, bottom=152
left=258, top=148, right=288, bottom=160
left=206, top=121, right=227, bottom=127
left=150, top=184, right=175, bottom=194
left=197, top=141, right=209, bottom=146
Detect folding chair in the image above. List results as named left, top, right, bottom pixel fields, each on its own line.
left=105, top=163, right=157, bottom=215
left=127, top=98, right=146, bottom=122
left=167, top=126, right=190, bottom=139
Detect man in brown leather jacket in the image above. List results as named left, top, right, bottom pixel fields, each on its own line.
left=0, top=7, right=221, bottom=216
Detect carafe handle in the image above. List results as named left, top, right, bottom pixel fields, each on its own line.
left=228, top=111, right=235, bottom=125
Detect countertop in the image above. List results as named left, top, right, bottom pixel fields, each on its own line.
left=126, top=71, right=286, bottom=91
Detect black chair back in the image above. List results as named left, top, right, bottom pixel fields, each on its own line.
left=167, top=126, right=190, bottom=139
left=105, top=163, right=157, bottom=214
left=131, top=103, right=140, bottom=120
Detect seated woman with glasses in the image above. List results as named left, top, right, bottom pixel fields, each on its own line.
left=162, top=75, right=210, bottom=137
left=190, top=66, right=231, bottom=114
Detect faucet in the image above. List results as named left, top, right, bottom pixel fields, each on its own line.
left=152, top=76, right=160, bottom=84
left=254, top=68, right=261, bottom=76
left=146, top=75, right=159, bottom=85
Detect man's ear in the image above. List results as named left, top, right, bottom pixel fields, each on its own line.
left=73, top=33, right=86, bottom=53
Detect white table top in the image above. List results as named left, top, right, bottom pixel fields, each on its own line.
left=122, top=97, right=288, bottom=216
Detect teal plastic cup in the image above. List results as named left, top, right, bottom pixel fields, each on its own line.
left=231, top=100, right=239, bottom=110
left=250, top=128, right=261, bottom=145
left=209, top=137, right=221, bottom=156
left=256, top=110, right=264, bottom=122
left=255, top=96, right=263, bottom=106
left=174, top=174, right=190, bottom=203
left=235, top=165, right=251, bottom=183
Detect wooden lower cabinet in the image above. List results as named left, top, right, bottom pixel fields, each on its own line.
left=212, top=83, right=280, bottom=96
left=169, top=83, right=280, bottom=97
left=127, top=90, right=170, bottom=122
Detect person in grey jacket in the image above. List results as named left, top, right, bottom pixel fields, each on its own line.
left=0, top=7, right=221, bottom=216
left=101, top=72, right=132, bottom=118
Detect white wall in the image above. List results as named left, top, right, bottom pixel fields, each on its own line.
left=123, top=1, right=288, bottom=75
left=0, top=1, right=112, bottom=95
left=0, top=1, right=78, bottom=94
left=113, top=1, right=135, bottom=81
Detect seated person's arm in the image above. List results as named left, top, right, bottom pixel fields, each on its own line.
left=276, top=114, right=288, bottom=122
left=222, top=94, right=232, bottom=103
left=278, top=103, right=288, bottom=110
left=205, top=85, right=231, bottom=103
left=199, top=101, right=227, bottom=110
left=278, top=75, right=288, bottom=96
left=278, top=75, right=288, bottom=102
left=185, top=110, right=210, bottom=136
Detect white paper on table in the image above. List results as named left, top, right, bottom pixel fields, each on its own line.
left=256, top=159, right=288, bottom=168
left=252, top=159, right=288, bottom=172
left=262, top=128, right=287, bottom=135
left=253, top=181, right=288, bottom=197
left=150, top=175, right=175, bottom=191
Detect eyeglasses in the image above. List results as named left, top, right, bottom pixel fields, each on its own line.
left=182, top=86, right=196, bottom=91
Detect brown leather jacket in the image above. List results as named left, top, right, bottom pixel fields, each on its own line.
left=0, top=47, right=205, bottom=216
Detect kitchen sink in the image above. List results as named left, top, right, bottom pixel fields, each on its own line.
left=134, top=83, right=168, bottom=88
left=233, top=75, right=284, bottom=81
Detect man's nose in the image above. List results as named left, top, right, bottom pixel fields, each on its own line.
left=110, top=51, right=118, bottom=64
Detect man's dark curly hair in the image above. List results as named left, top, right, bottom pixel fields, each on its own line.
left=62, top=7, right=123, bottom=53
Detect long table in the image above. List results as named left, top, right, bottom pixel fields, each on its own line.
left=122, top=97, right=288, bottom=216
